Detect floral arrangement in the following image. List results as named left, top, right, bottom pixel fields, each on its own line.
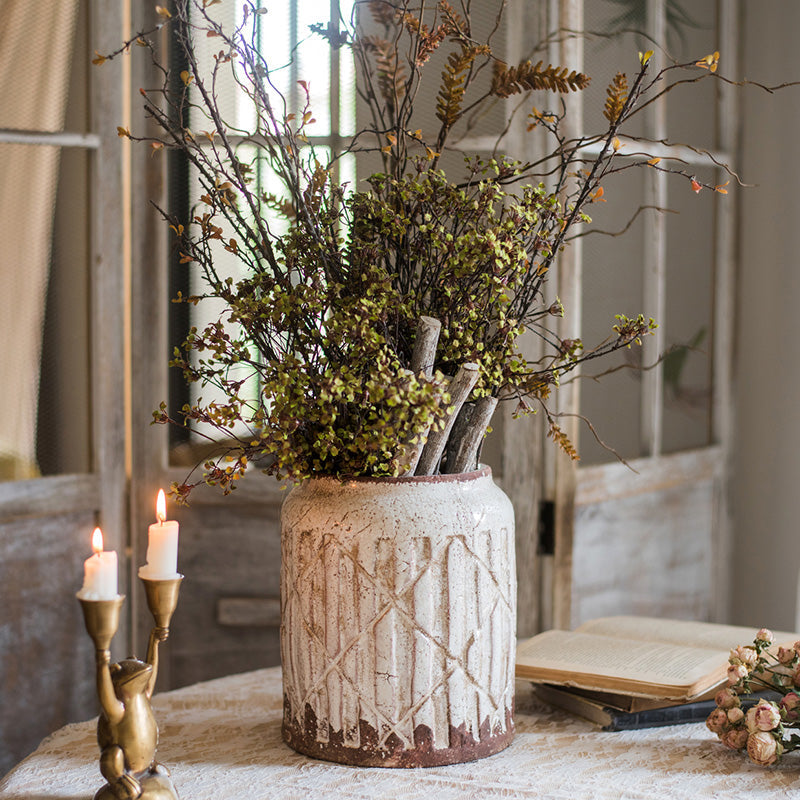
left=101, top=0, right=733, bottom=497
left=706, top=628, right=800, bottom=765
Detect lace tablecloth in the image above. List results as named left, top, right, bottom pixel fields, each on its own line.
left=2, top=667, right=799, bottom=799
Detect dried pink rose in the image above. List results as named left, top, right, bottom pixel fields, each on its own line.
left=728, top=663, right=749, bottom=685
left=780, top=691, right=800, bottom=721
left=706, top=708, right=729, bottom=734
left=715, top=687, right=740, bottom=709
left=745, top=706, right=759, bottom=733
left=792, top=664, right=800, bottom=687
left=756, top=628, right=774, bottom=645
left=747, top=731, right=781, bottom=766
left=720, top=728, right=749, bottom=750
left=727, top=706, right=745, bottom=724
left=753, top=700, right=781, bottom=731
left=730, top=645, right=758, bottom=667
left=777, top=646, right=796, bottom=665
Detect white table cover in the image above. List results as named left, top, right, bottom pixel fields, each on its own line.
left=2, top=666, right=799, bottom=799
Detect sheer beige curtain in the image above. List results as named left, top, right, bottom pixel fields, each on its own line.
left=0, top=0, right=79, bottom=479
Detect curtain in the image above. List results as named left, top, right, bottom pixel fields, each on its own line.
left=0, top=0, right=80, bottom=479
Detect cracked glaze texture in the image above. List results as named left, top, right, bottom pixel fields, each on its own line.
left=280, top=467, right=516, bottom=766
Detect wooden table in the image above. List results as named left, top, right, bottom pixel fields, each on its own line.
left=2, top=667, right=798, bottom=799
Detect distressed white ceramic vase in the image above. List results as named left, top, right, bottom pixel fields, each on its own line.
left=280, top=466, right=516, bottom=767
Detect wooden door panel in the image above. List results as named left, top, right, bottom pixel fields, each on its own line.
left=569, top=448, right=720, bottom=628
left=153, top=475, right=284, bottom=689
left=0, top=507, right=98, bottom=773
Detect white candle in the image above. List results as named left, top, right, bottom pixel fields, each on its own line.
left=138, top=489, right=180, bottom=580
left=77, top=528, right=119, bottom=600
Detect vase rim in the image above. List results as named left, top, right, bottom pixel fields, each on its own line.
left=304, top=465, right=492, bottom=486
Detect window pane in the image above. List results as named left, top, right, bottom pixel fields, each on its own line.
left=0, top=0, right=91, bottom=480
left=662, top=165, right=716, bottom=454
left=170, top=1, right=357, bottom=461
left=578, top=168, right=646, bottom=465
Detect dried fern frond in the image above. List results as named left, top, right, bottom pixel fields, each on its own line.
left=437, top=0, right=469, bottom=41
left=436, top=45, right=489, bottom=126
left=491, top=60, right=590, bottom=98
left=369, top=0, right=398, bottom=27
left=603, top=72, right=628, bottom=123
left=401, top=12, right=449, bottom=65
left=359, top=35, right=407, bottom=111
left=548, top=421, right=580, bottom=461
left=260, top=191, right=295, bottom=220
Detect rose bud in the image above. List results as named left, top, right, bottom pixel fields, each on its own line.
left=730, top=645, right=758, bottom=668
left=747, top=731, right=781, bottom=766
left=780, top=691, right=800, bottom=721
left=728, top=663, right=749, bottom=685
left=727, top=706, right=745, bottom=725
left=756, top=628, right=774, bottom=645
left=720, top=728, right=749, bottom=750
left=715, top=687, right=740, bottom=709
left=706, top=708, right=729, bottom=734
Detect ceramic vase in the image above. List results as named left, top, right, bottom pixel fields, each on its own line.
left=280, top=466, right=516, bottom=767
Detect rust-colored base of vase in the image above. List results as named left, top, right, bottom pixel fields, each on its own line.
left=282, top=699, right=515, bottom=767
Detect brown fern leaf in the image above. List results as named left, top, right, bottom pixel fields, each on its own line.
left=437, top=0, right=469, bottom=41
left=436, top=45, right=488, bottom=126
left=375, top=40, right=406, bottom=111
left=398, top=12, right=448, bottom=65
left=491, top=59, right=590, bottom=98
left=603, top=72, right=628, bottom=123
left=416, top=23, right=449, bottom=65
left=260, top=191, right=295, bottom=220
left=400, top=11, right=426, bottom=35
left=357, top=35, right=407, bottom=110
left=369, top=0, right=398, bottom=27
left=547, top=421, right=580, bottom=461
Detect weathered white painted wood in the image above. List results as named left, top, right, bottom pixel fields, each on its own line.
left=128, top=0, right=175, bottom=672
left=571, top=479, right=715, bottom=628
left=710, top=0, right=738, bottom=623
left=640, top=0, right=667, bottom=458
left=217, top=597, right=281, bottom=627
left=575, top=446, right=722, bottom=506
left=90, top=0, right=127, bottom=605
left=0, top=474, right=99, bottom=521
left=0, top=510, right=98, bottom=776
left=550, top=0, right=584, bottom=632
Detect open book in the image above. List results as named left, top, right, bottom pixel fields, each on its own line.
left=516, top=616, right=798, bottom=701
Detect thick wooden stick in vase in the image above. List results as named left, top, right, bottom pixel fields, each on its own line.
left=397, top=317, right=443, bottom=476
left=410, top=316, right=442, bottom=378
left=442, top=395, right=498, bottom=474
left=415, top=362, right=479, bottom=476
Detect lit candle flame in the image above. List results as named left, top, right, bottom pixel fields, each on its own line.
left=92, top=527, right=104, bottom=555
left=156, top=489, right=167, bottom=524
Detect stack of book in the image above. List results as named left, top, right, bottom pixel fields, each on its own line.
left=515, top=616, right=795, bottom=731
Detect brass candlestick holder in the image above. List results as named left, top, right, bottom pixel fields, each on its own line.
left=78, top=575, right=183, bottom=800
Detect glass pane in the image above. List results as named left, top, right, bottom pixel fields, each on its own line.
left=578, top=168, right=646, bottom=465
left=171, top=1, right=357, bottom=461
left=582, top=1, right=651, bottom=142
left=0, top=0, right=91, bottom=480
left=664, top=0, right=719, bottom=154
left=662, top=164, right=716, bottom=454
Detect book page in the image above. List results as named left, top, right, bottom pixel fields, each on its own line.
left=575, top=616, right=798, bottom=651
left=516, top=630, right=725, bottom=697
